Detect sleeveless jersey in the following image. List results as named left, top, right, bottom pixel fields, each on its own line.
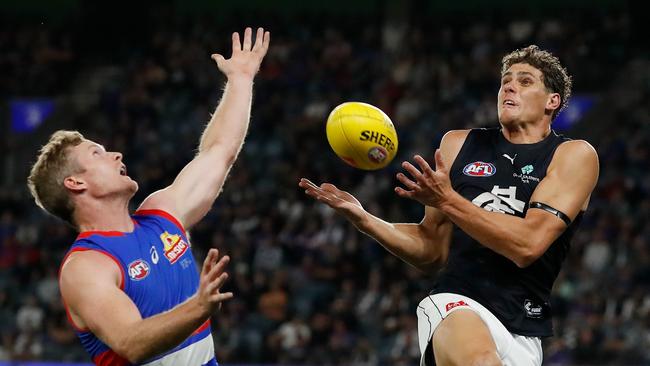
left=432, top=128, right=584, bottom=337
left=60, top=209, right=217, bottom=366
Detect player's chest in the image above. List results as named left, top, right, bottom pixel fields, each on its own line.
left=123, top=230, right=195, bottom=285
left=451, top=151, right=548, bottom=217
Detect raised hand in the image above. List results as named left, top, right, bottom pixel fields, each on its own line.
left=197, top=248, right=233, bottom=315
left=395, top=149, right=454, bottom=207
left=299, top=178, right=368, bottom=227
left=211, top=27, right=270, bottom=80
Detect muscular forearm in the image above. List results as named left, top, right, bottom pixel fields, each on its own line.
left=439, top=192, right=559, bottom=267
left=356, top=214, right=448, bottom=271
left=118, top=296, right=209, bottom=363
left=198, top=76, right=254, bottom=156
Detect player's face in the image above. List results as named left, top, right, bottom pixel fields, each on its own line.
left=68, top=139, right=138, bottom=198
left=497, top=63, right=556, bottom=125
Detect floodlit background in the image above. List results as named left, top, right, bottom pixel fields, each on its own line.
left=1, top=0, right=648, bottom=365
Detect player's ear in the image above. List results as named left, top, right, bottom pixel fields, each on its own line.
left=546, top=92, right=561, bottom=112
left=64, top=176, right=87, bottom=193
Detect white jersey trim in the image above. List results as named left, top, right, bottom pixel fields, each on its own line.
left=141, top=333, right=215, bottom=366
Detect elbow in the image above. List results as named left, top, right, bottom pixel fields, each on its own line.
left=218, top=142, right=241, bottom=166
left=414, top=248, right=448, bottom=273
left=114, top=340, right=145, bottom=364
left=415, top=258, right=443, bottom=273
left=512, top=241, right=545, bottom=268
left=222, top=149, right=238, bottom=166
left=513, top=253, right=537, bottom=268
left=201, top=143, right=239, bottom=166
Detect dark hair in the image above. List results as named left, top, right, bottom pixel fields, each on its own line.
left=501, top=45, right=572, bottom=120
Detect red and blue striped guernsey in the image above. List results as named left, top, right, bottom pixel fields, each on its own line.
left=60, top=209, right=217, bottom=366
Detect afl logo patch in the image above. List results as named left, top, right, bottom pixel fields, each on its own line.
left=463, top=162, right=496, bottom=177
left=128, top=259, right=150, bottom=281
left=368, top=146, right=388, bottom=164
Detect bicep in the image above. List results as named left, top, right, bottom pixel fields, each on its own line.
left=529, top=141, right=599, bottom=222
left=60, top=252, right=143, bottom=350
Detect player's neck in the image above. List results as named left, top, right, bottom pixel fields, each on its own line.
left=500, top=119, right=551, bottom=144
left=75, top=197, right=134, bottom=233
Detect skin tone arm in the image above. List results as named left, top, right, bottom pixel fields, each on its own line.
left=60, top=249, right=231, bottom=363
left=298, top=130, right=469, bottom=272
left=138, top=27, right=270, bottom=229
left=396, top=139, right=599, bottom=268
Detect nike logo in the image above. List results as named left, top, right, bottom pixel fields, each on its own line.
left=502, top=153, right=517, bottom=165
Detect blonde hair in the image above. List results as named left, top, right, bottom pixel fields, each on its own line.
left=27, top=130, right=85, bottom=227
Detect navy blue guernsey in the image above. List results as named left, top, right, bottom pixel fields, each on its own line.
left=432, top=127, right=584, bottom=337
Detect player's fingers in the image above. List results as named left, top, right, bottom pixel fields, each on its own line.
left=211, top=54, right=226, bottom=68
left=302, top=188, right=320, bottom=200
left=210, top=292, right=234, bottom=303
left=414, top=155, right=435, bottom=176
left=202, top=248, right=218, bottom=275
left=243, top=27, right=253, bottom=51
left=260, top=31, right=271, bottom=55
left=207, top=255, right=230, bottom=282
left=299, top=178, right=321, bottom=191
left=232, top=32, right=241, bottom=54
left=315, top=195, right=334, bottom=205
left=252, top=27, right=264, bottom=51
left=401, top=161, right=425, bottom=182
left=394, top=186, right=415, bottom=199
left=434, top=149, right=446, bottom=172
left=207, top=273, right=229, bottom=293
left=320, top=183, right=339, bottom=193
left=396, top=173, right=420, bottom=190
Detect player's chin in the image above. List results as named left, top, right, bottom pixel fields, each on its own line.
left=498, top=110, right=517, bottom=125
left=126, top=180, right=139, bottom=194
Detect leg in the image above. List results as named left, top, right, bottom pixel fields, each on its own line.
left=432, top=309, right=502, bottom=366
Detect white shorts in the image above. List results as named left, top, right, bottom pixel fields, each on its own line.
left=416, top=293, right=542, bottom=366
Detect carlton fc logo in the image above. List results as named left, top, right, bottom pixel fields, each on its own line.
left=128, top=259, right=150, bottom=281
left=463, top=161, right=496, bottom=177
left=160, top=231, right=189, bottom=264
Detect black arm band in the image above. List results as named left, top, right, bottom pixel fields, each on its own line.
left=529, top=202, right=571, bottom=226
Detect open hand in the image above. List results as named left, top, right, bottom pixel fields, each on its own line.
left=197, top=248, right=233, bottom=315
left=395, top=149, right=454, bottom=207
left=211, top=27, right=270, bottom=80
left=298, top=178, right=367, bottom=227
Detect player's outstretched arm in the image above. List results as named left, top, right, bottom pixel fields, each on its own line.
left=60, top=249, right=232, bottom=363
left=138, top=27, right=270, bottom=229
left=299, top=178, right=451, bottom=271
left=397, top=140, right=599, bottom=268
left=298, top=130, right=468, bottom=271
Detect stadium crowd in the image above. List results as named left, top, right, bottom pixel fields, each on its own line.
left=1, top=5, right=649, bottom=365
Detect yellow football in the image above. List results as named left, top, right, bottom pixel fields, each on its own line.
left=325, top=102, right=399, bottom=170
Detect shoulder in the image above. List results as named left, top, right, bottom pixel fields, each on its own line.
left=60, top=249, right=123, bottom=291
left=556, top=139, right=597, bottom=156
left=439, top=129, right=471, bottom=167
left=440, top=129, right=471, bottom=145
left=547, top=139, right=599, bottom=184
left=553, top=139, right=599, bottom=168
